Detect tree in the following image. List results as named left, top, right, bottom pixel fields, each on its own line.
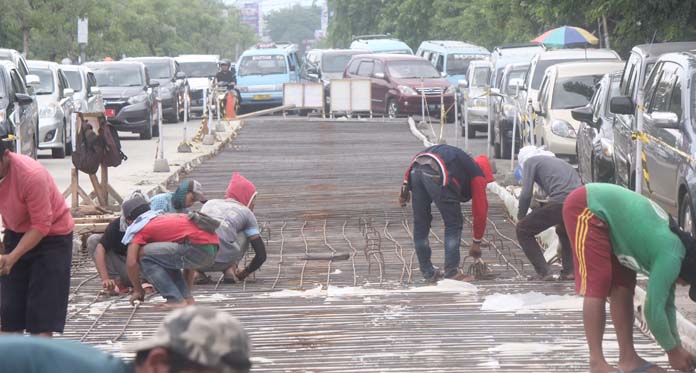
left=265, top=4, right=321, bottom=52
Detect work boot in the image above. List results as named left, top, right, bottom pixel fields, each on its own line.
left=527, top=273, right=555, bottom=281
left=425, top=269, right=443, bottom=284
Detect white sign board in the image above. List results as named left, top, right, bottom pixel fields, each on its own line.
left=283, top=83, right=304, bottom=108
left=77, top=18, right=88, bottom=44
left=350, top=79, right=372, bottom=112
left=303, top=83, right=324, bottom=109
left=330, top=79, right=352, bottom=112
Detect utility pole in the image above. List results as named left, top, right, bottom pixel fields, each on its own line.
left=602, top=15, right=611, bottom=49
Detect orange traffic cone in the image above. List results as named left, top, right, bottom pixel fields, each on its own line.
left=225, top=91, right=236, bottom=120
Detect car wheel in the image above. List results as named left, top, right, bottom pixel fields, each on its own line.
left=51, top=126, right=66, bottom=159
left=387, top=99, right=398, bottom=119
left=169, top=98, right=180, bottom=123
left=140, top=109, right=153, bottom=140
left=680, top=194, right=695, bottom=236
left=501, top=135, right=512, bottom=160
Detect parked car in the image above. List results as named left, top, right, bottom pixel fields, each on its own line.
left=415, top=40, right=489, bottom=89
left=300, top=48, right=366, bottom=109
left=86, top=61, right=160, bottom=140
left=609, top=42, right=696, bottom=191
left=572, top=71, right=621, bottom=183
left=490, top=43, right=543, bottom=92
left=126, top=57, right=188, bottom=122
left=0, top=48, right=40, bottom=148
left=531, top=61, right=623, bottom=159
left=523, top=48, right=621, bottom=126
left=343, top=54, right=455, bottom=120
left=350, top=35, right=413, bottom=54
left=490, top=62, right=529, bottom=158
left=61, top=64, right=104, bottom=114
left=0, top=61, right=37, bottom=158
left=611, top=51, right=696, bottom=233
left=28, top=60, right=75, bottom=159
left=236, top=43, right=301, bottom=112
left=461, top=59, right=491, bottom=137
left=175, top=54, right=219, bottom=117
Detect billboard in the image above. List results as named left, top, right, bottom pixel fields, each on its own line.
left=240, top=2, right=260, bottom=36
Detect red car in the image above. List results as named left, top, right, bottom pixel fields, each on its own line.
left=344, top=54, right=456, bottom=121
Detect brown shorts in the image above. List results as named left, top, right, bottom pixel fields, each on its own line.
left=562, top=186, right=636, bottom=298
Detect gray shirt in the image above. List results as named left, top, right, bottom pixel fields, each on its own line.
left=517, top=156, right=582, bottom=220
left=201, top=199, right=260, bottom=263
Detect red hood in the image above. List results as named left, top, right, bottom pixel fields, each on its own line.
left=224, top=173, right=257, bottom=207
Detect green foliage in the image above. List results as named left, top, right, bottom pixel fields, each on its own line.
left=0, top=0, right=257, bottom=62
left=265, top=4, right=321, bottom=51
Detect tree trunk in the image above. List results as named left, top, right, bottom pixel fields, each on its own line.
left=602, top=15, right=611, bottom=49
left=21, top=23, right=29, bottom=57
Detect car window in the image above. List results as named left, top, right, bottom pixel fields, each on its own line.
left=322, top=54, right=357, bottom=73
left=87, top=72, right=97, bottom=95
left=143, top=61, right=171, bottom=79
left=669, top=72, right=682, bottom=122
left=373, top=60, right=385, bottom=76
left=238, top=55, right=287, bottom=76
left=387, top=60, right=439, bottom=79
left=92, top=65, right=144, bottom=87
left=63, top=70, right=83, bottom=92
left=347, top=59, right=360, bottom=75
left=471, top=67, right=490, bottom=87
left=446, top=54, right=487, bottom=76
left=357, top=61, right=374, bottom=77
left=288, top=55, right=296, bottom=72
left=30, top=68, right=54, bottom=95
left=178, top=61, right=218, bottom=78
left=504, top=69, right=526, bottom=95
left=0, top=72, right=6, bottom=98
left=551, top=74, right=603, bottom=110
left=435, top=55, right=444, bottom=72
left=620, top=54, right=639, bottom=97
left=10, top=69, right=26, bottom=94
left=603, top=75, right=621, bottom=119
left=648, top=63, right=674, bottom=113
left=643, top=62, right=664, bottom=113
left=58, top=71, right=67, bottom=98
left=590, top=82, right=603, bottom=119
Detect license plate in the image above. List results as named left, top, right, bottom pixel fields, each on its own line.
left=252, top=94, right=272, bottom=101
left=105, top=108, right=116, bottom=117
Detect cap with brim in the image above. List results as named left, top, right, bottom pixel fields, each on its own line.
left=122, top=196, right=150, bottom=220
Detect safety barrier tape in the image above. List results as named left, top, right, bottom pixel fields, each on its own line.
left=631, top=131, right=696, bottom=164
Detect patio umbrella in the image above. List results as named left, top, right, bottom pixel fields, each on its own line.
left=532, top=26, right=599, bottom=48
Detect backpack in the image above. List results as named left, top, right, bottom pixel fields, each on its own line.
left=71, top=115, right=105, bottom=174
left=101, top=123, right=127, bottom=167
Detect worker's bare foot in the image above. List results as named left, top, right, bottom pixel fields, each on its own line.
left=156, top=301, right=189, bottom=309
left=185, top=297, right=195, bottom=305
left=589, top=361, right=620, bottom=373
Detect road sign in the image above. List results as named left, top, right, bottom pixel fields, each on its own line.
left=77, top=18, right=88, bottom=45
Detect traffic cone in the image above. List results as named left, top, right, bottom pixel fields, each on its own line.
left=225, top=92, right=236, bottom=120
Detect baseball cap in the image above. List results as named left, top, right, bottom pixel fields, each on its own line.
left=130, top=306, right=251, bottom=372
left=122, top=195, right=150, bottom=221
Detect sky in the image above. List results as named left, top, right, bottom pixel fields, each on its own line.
left=225, top=0, right=318, bottom=14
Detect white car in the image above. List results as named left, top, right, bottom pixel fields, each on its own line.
left=175, top=54, right=219, bottom=116
left=28, top=60, right=76, bottom=158
left=532, top=61, right=624, bottom=158
left=461, top=59, right=491, bottom=138
left=61, top=64, right=104, bottom=114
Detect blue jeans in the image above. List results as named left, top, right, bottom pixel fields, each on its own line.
left=411, top=165, right=463, bottom=278
left=140, top=242, right=216, bottom=302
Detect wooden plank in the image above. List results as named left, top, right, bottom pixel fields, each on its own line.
left=233, top=105, right=295, bottom=120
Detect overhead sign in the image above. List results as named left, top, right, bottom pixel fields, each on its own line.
left=77, top=18, right=88, bottom=45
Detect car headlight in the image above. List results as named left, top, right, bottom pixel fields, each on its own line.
left=40, top=105, right=58, bottom=118
left=502, top=103, right=517, bottom=118
left=444, top=85, right=456, bottom=95
left=238, top=86, right=249, bottom=93
left=128, top=94, right=148, bottom=105
left=398, top=85, right=418, bottom=95
left=550, top=119, right=577, bottom=138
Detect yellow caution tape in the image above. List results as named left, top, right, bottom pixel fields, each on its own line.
left=632, top=131, right=696, bottom=164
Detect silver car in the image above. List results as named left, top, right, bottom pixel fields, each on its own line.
left=61, top=64, right=104, bottom=114
left=28, top=60, right=75, bottom=158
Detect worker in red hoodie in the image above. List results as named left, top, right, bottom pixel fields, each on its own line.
left=399, top=145, right=493, bottom=282
left=196, top=173, right=266, bottom=284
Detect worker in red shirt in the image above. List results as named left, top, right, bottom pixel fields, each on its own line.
left=0, top=137, right=74, bottom=336
left=400, top=145, right=493, bottom=282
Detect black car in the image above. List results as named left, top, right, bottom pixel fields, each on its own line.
left=572, top=71, right=621, bottom=184
left=87, top=61, right=160, bottom=140
left=0, top=61, right=37, bottom=158
left=491, top=62, right=528, bottom=159
left=125, top=57, right=188, bottom=122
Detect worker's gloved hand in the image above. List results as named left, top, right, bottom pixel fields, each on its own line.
left=469, top=241, right=482, bottom=259
left=236, top=269, right=249, bottom=281
left=399, top=184, right=410, bottom=207
left=667, top=345, right=694, bottom=372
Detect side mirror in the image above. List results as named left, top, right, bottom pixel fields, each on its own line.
left=25, top=74, right=40, bottom=87
left=610, top=96, right=634, bottom=115
left=15, top=93, right=33, bottom=106
left=90, top=86, right=101, bottom=95
left=571, top=106, right=594, bottom=125
left=175, top=72, right=186, bottom=80
left=458, top=79, right=469, bottom=88
left=373, top=72, right=385, bottom=79
left=647, top=111, right=680, bottom=129
left=63, top=88, right=75, bottom=98
left=440, top=72, right=447, bottom=78
left=149, top=80, right=160, bottom=88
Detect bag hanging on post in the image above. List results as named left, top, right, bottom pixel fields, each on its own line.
left=71, top=114, right=105, bottom=174
left=101, top=122, right=127, bottom=167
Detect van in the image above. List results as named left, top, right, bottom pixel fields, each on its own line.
left=350, top=35, right=413, bottom=55
left=416, top=40, right=489, bottom=89
left=236, top=43, right=301, bottom=111
left=490, top=44, right=543, bottom=91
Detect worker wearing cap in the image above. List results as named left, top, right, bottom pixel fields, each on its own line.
left=0, top=138, right=74, bottom=337
left=564, top=183, right=696, bottom=372
left=399, top=144, right=493, bottom=282
left=149, top=179, right=206, bottom=213
left=215, top=59, right=236, bottom=85
left=0, top=305, right=252, bottom=372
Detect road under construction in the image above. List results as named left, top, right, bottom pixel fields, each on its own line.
left=62, top=117, right=669, bottom=372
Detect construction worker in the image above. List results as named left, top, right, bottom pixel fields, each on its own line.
left=149, top=179, right=206, bottom=213
left=515, top=147, right=581, bottom=280
left=196, top=173, right=267, bottom=284
left=563, top=183, right=696, bottom=372
left=0, top=306, right=252, bottom=372
left=399, top=144, right=494, bottom=282
left=0, top=137, right=74, bottom=337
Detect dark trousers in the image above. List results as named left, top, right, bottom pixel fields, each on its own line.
left=411, top=165, right=463, bottom=278
left=516, top=202, right=573, bottom=276
left=1, top=230, right=72, bottom=334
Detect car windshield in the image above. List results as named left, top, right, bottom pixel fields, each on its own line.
left=238, top=55, right=287, bottom=76
left=604, top=76, right=621, bottom=118
left=446, top=54, right=487, bottom=75
left=387, top=60, right=439, bottom=78
left=471, top=67, right=490, bottom=87
left=30, top=68, right=54, bottom=95
left=92, top=66, right=143, bottom=87
left=0, top=74, right=5, bottom=98
left=531, top=59, right=572, bottom=90
left=322, top=54, right=356, bottom=73
left=63, top=70, right=83, bottom=91
left=505, top=69, right=527, bottom=95
left=551, top=74, right=603, bottom=110
left=381, top=49, right=411, bottom=54
left=143, top=62, right=171, bottom=79
left=178, top=61, right=217, bottom=78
